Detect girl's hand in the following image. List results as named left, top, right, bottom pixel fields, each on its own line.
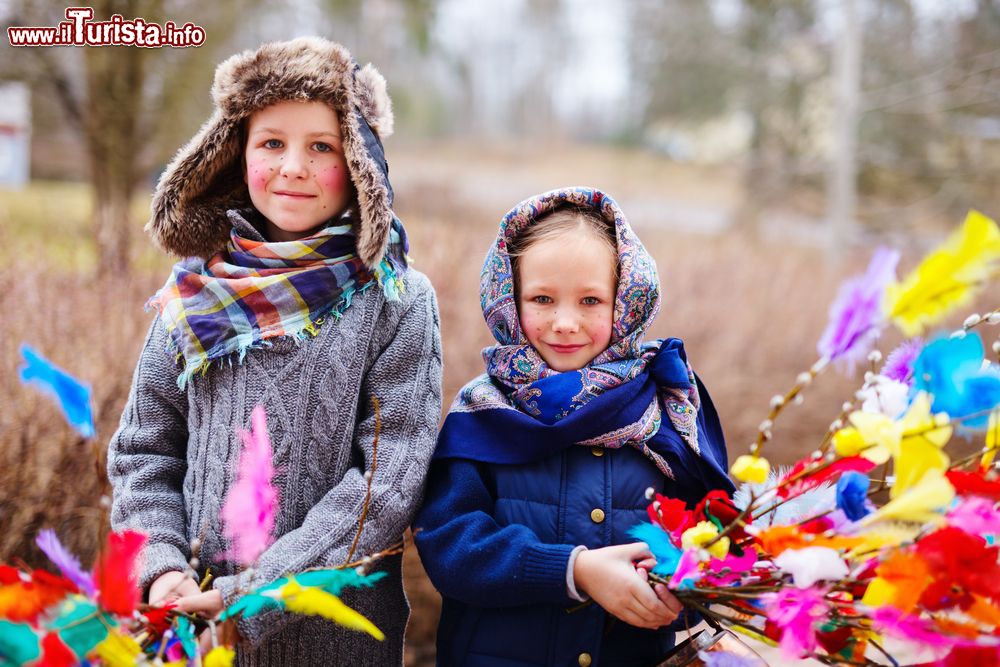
left=175, top=589, right=224, bottom=618
left=573, top=543, right=682, bottom=629
left=149, top=571, right=201, bottom=606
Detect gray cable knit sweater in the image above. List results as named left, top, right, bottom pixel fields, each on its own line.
left=107, top=263, right=442, bottom=666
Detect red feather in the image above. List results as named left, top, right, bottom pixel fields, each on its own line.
left=92, top=530, right=147, bottom=615
left=0, top=569, right=76, bottom=623
left=143, top=602, right=176, bottom=636
left=38, top=633, right=76, bottom=667
left=777, top=456, right=877, bottom=499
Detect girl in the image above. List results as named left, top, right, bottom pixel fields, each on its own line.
left=414, top=187, right=734, bottom=667
left=107, top=38, right=442, bottom=665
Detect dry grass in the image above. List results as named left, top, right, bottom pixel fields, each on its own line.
left=1, top=143, right=989, bottom=665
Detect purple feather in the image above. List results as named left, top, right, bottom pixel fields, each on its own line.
left=883, top=338, right=924, bottom=385
left=817, top=247, right=900, bottom=369
left=699, top=650, right=763, bottom=667
left=35, top=528, right=95, bottom=595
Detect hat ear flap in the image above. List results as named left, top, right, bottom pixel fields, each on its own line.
left=147, top=112, right=247, bottom=258
left=354, top=63, right=394, bottom=138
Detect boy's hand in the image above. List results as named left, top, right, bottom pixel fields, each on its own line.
left=574, top=543, right=682, bottom=629
left=149, top=571, right=201, bottom=606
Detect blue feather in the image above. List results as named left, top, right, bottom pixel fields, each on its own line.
left=18, top=345, right=95, bottom=438
left=627, top=523, right=682, bottom=575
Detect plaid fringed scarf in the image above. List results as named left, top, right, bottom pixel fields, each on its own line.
left=148, top=210, right=408, bottom=387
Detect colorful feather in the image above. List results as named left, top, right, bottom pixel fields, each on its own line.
left=17, top=345, right=95, bottom=438
left=38, top=632, right=76, bottom=667
left=817, top=247, right=898, bottom=368
left=92, top=630, right=143, bottom=667
left=861, top=469, right=955, bottom=525
left=219, top=591, right=282, bottom=621
left=277, top=578, right=384, bottom=640
left=173, top=616, right=197, bottom=660
left=35, top=529, right=94, bottom=596
left=220, top=568, right=387, bottom=621
left=913, top=332, right=1000, bottom=430
left=883, top=338, right=923, bottom=385
left=46, top=597, right=111, bottom=659
left=220, top=405, right=279, bottom=566
left=294, top=568, right=387, bottom=594
left=628, top=523, right=682, bottom=575
left=92, top=530, right=146, bottom=615
left=204, top=645, right=236, bottom=667
left=0, top=620, right=40, bottom=664
left=0, top=569, right=76, bottom=624
left=869, top=606, right=957, bottom=649
left=761, top=586, right=829, bottom=658
left=777, top=456, right=876, bottom=500
left=884, top=210, right=1000, bottom=337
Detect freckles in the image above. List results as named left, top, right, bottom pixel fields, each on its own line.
left=246, top=160, right=270, bottom=192
left=315, top=165, right=349, bottom=191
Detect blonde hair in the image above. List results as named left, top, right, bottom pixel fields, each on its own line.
left=507, top=206, right=618, bottom=289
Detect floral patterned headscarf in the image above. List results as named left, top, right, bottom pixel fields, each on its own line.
left=481, top=187, right=661, bottom=391
left=445, top=187, right=704, bottom=476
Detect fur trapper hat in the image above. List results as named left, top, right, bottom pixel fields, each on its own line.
left=147, top=37, right=396, bottom=268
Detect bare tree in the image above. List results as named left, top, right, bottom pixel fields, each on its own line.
left=2, top=0, right=258, bottom=278
left=627, top=0, right=824, bottom=235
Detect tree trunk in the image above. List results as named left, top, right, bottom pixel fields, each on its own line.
left=83, top=5, right=145, bottom=281
left=91, top=170, right=133, bottom=277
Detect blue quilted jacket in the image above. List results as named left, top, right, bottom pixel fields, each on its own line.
left=414, top=379, right=734, bottom=667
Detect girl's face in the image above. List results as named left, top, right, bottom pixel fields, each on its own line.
left=244, top=100, right=352, bottom=242
left=516, top=231, right=617, bottom=372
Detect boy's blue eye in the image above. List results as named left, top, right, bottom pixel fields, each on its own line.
left=582, top=297, right=601, bottom=305
left=532, top=295, right=552, bottom=304
left=263, top=139, right=282, bottom=149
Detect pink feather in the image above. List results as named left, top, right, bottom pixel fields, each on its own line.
left=870, top=607, right=959, bottom=649
left=220, top=405, right=279, bottom=566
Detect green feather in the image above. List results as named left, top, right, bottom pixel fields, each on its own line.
left=174, top=616, right=198, bottom=659
left=219, top=567, right=388, bottom=621
left=46, top=596, right=112, bottom=658
left=0, top=620, right=41, bottom=665
left=219, top=593, right=283, bottom=621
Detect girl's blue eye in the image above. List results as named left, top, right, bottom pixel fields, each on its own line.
left=263, top=139, right=282, bottom=149
left=313, top=142, right=332, bottom=153
left=582, top=297, right=601, bottom=305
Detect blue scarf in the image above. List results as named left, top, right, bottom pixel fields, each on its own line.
left=438, top=187, right=712, bottom=480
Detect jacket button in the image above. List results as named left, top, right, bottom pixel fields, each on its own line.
left=590, top=446, right=603, bottom=457
left=578, top=653, right=592, bottom=667
left=590, top=508, right=605, bottom=523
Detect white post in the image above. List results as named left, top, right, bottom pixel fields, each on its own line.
left=0, top=82, right=31, bottom=189
left=827, top=0, right=862, bottom=253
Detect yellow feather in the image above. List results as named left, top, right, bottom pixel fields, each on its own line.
left=861, top=576, right=895, bottom=607
left=204, top=645, right=236, bottom=667
left=884, top=210, right=1000, bottom=337
left=845, top=523, right=921, bottom=558
left=983, top=411, right=1000, bottom=469
left=280, top=579, right=385, bottom=641
left=92, top=631, right=142, bottom=667
left=861, top=469, right=955, bottom=525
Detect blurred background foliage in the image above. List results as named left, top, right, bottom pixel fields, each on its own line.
left=1, top=1, right=999, bottom=664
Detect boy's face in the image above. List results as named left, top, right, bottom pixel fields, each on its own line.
left=244, top=100, right=352, bottom=242
left=516, top=231, right=617, bottom=372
